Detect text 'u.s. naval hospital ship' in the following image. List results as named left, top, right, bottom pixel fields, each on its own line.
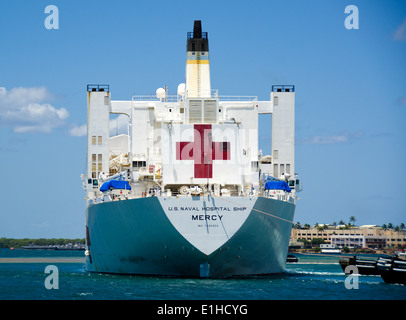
left=82, top=20, right=302, bottom=277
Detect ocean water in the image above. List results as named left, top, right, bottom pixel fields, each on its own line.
left=0, top=249, right=405, bottom=301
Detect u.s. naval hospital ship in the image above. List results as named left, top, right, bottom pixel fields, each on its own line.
left=82, top=21, right=302, bottom=277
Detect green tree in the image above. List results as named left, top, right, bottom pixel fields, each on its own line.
left=297, top=238, right=310, bottom=246
left=311, top=238, right=325, bottom=246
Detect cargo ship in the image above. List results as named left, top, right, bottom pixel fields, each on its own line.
left=82, top=21, right=302, bottom=277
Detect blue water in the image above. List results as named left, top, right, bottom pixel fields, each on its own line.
left=0, top=249, right=405, bottom=300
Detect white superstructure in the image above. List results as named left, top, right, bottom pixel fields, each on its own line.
left=83, top=21, right=300, bottom=202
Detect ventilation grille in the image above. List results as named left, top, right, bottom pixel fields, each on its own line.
left=188, top=100, right=202, bottom=124
left=188, top=99, right=218, bottom=124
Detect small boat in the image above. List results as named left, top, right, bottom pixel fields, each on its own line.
left=395, top=251, right=406, bottom=259
left=286, top=254, right=299, bottom=263
left=339, top=255, right=380, bottom=275
left=376, top=255, right=406, bottom=285
left=320, top=244, right=341, bottom=254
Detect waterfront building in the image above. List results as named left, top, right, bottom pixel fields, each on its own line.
left=290, top=224, right=406, bottom=249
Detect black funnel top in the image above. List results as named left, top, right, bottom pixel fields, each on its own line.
left=187, top=20, right=208, bottom=52
left=193, top=20, right=202, bottom=39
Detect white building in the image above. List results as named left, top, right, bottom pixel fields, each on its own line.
left=331, top=235, right=387, bottom=249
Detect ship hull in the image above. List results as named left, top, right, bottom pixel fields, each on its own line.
left=85, top=196, right=295, bottom=277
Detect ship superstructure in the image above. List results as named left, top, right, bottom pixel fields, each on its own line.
left=82, top=21, right=301, bottom=277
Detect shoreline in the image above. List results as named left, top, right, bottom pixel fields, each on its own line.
left=0, top=257, right=85, bottom=264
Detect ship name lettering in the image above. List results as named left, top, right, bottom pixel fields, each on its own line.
left=192, top=215, right=223, bottom=221
left=203, top=207, right=230, bottom=211
left=180, top=207, right=199, bottom=211
left=233, top=207, right=246, bottom=211
left=168, top=206, right=246, bottom=212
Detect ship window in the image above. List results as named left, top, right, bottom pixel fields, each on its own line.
left=280, top=164, right=284, bottom=175
left=98, top=154, right=102, bottom=162
left=273, top=150, right=279, bottom=159
left=92, top=172, right=96, bottom=178
left=286, top=164, right=291, bottom=174
left=132, top=161, right=146, bottom=168
left=98, top=163, right=102, bottom=172
left=274, top=164, right=278, bottom=178
left=92, top=163, right=96, bottom=172
left=92, top=154, right=96, bottom=162
left=274, top=96, right=279, bottom=106
left=98, top=136, right=102, bottom=145
left=92, top=136, right=96, bottom=145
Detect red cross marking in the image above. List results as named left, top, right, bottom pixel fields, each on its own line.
left=176, top=124, right=230, bottom=178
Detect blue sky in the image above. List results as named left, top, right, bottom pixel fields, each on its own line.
left=0, top=0, right=405, bottom=238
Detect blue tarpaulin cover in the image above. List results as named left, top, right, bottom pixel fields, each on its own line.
left=100, top=180, right=131, bottom=192
left=264, top=181, right=291, bottom=192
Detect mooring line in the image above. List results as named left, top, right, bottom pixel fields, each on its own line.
left=211, top=195, right=294, bottom=225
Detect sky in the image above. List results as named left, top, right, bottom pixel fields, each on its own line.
left=0, top=0, right=405, bottom=238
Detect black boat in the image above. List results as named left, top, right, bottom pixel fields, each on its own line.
left=286, top=254, right=299, bottom=263
left=339, top=255, right=380, bottom=275
left=376, top=256, right=406, bottom=285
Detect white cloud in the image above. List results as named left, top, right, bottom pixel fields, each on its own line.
left=110, top=114, right=130, bottom=136
left=69, top=124, right=87, bottom=137
left=300, top=131, right=363, bottom=145
left=69, top=115, right=129, bottom=138
left=0, top=86, right=69, bottom=133
left=393, top=18, right=406, bottom=41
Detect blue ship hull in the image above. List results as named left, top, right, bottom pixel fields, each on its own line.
left=85, top=196, right=295, bottom=277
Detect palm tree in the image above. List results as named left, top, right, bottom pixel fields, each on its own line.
left=388, top=223, right=394, bottom=248
left=348, top=216, right=356, bottom=249
left=349, top=216, right=356, bottom=227
left=319, top=224, right=329, bottom=243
